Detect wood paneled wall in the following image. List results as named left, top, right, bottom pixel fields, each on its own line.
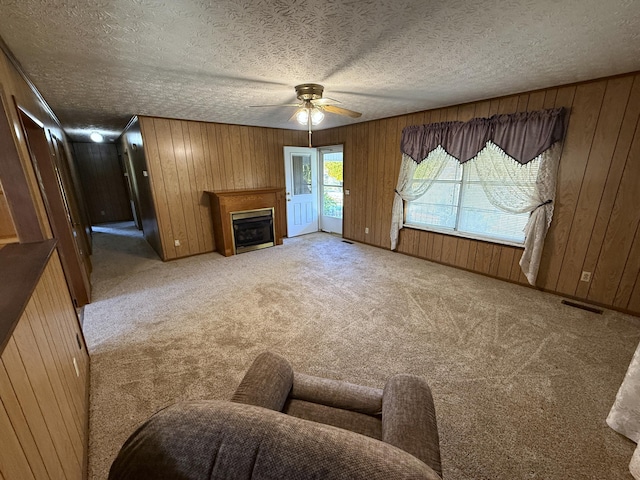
left=0, top=252, right=89, bottom=480
left=119, top=117, right=162, bottom=256
left=138, top=116, right=308, bottom=260
left=0, top=182, right=17, bottom=243
left=0, top=42, right=91, bottom=476
left=313, top=72, right=640, bottom=315
left=72, top=142, right=132, bottom=224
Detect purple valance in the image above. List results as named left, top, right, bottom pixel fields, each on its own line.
left=401, top=108, right=566, bottom=165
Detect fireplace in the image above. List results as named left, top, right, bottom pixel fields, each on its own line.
left=206, top=188, right=285, bottom=257
left=231, top=208, right=275, bottom=254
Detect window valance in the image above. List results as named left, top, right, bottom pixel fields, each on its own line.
left=401, top=108, right=566, bottom=165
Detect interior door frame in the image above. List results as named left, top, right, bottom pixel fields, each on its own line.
left=17, top=104, right=91, bottom=307
left=0, top=88, right=45, bottom=242
left=50, top=134, right=93, bottom=259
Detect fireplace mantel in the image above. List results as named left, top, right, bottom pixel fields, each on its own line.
left=206, top=188, right=286, bottom=256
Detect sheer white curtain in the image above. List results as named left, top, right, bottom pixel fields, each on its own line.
left=390, top=147, right=453, bottom=250
left=468, top=142, right=561, bottom=284
left=608, top=341, right=640, bottom=479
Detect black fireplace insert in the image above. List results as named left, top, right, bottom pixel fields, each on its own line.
left=231, top=208, right=275, bottom=254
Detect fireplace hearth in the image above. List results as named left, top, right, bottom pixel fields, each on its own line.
left=231, top=208, right=275, bottom=254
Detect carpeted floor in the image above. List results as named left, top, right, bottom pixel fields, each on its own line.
left=84, top=222, right=640, bottom=479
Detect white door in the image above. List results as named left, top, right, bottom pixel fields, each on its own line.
left=319, top=146, right=344, bottom=235
left=284, top=146, right=319, bottom=237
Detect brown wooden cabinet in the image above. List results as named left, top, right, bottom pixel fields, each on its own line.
left=206, top=188, right=286, bottom=256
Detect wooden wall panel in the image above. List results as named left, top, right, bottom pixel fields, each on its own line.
left=0, top=182, right=17, bottom=244
left=313, top=72, right=640, bottom=316
left=1, top=42, right=90, bottom=478
left=139, top=117, right=307, bottom=260
left=0, top=365, right=54, bottom=479
left=537, top=82, right=606, bottom=290
left=119, top=118, right=163, bottom=257
left=72, top=142, right=132, bottom=224
left=578, top=77, right=640, bottom=302
left=534, top=85, right=579, bottom=287
left=0, top=396, right=36, bottom=480
left=555, top=76, right=634, bottom=296
left=614, top=228, right=640, bottom=309
left=0, top=47, right=54, bottom=240
left=588, top=120, right=640, bottom=306
left=0, top=253, right=89, bottom=480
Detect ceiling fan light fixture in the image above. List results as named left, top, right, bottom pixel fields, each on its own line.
left=310, top=108, right=324, bottom=125
left=296, top=109, right=309, bottom=125
left=296, top=107, right=324, bottom=126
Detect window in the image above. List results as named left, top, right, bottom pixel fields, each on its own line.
left=405, top=149, right=538, bottom=245
left=292, top=154, right=312, bottom=195
left=392, top=108, right=565, bottom=284
left=321, top=152, right=343, bottom=219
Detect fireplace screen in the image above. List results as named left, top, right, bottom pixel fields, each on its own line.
left=230, top=208, right=275, bottom=254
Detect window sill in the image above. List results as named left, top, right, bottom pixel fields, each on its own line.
left=403, top=223, right=525, bottom=249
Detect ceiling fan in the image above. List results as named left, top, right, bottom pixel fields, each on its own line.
left=251, top=83, right=362, bottom=146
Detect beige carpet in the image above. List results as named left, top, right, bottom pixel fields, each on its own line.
left=84, top=222, right=640, bottom=479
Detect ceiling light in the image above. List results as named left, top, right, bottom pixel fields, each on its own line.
left=310, top=108, right=324, bottom=125
left=296, top=109, right=309, bottom=125
left=90, top=131, right=104, bottom=142
left=296, top=108, right=324, bottom=126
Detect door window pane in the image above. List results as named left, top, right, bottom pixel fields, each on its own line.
left=323, top=155, right=343, bottom=186
left=323, top=186, right=343, bottom=218
left=321, top=152, right=343, bottom=219
left=292, top=154, right=312, bottom=195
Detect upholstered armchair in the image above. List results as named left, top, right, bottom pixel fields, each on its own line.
left=109, top=351, right=443, bottom=479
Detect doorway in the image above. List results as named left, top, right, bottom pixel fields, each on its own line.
left=18, top=108, right=91, bottom=306
left=283, top=144, right=344, bottom=238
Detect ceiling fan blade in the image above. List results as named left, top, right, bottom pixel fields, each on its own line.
left=249, top=103, right=301, bottom=108
left=321, top=104, right=362, bottom=118
left=312, top=97, right=341, bottom=106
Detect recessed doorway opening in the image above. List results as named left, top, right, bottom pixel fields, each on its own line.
left=283, top=144, right=344, bottom=238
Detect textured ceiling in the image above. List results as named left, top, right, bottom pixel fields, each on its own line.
left=0, top=0, right=639, bottom=142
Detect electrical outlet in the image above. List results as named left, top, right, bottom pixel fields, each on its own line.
left=174, top=239, right=181, bottom=247
left=345, top=189, right=350, bottom=195
left=580, top=271, right=592, bottom=282
left=365, top=227, right=369, bottom=234
left=100, top=210, right=105, bottom=215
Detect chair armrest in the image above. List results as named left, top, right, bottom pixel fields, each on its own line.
left=382, top=374, right=442, bottom=476
left=291, top=372, right=383, bottom=415
left=231, top=351, right=293, bottom=411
